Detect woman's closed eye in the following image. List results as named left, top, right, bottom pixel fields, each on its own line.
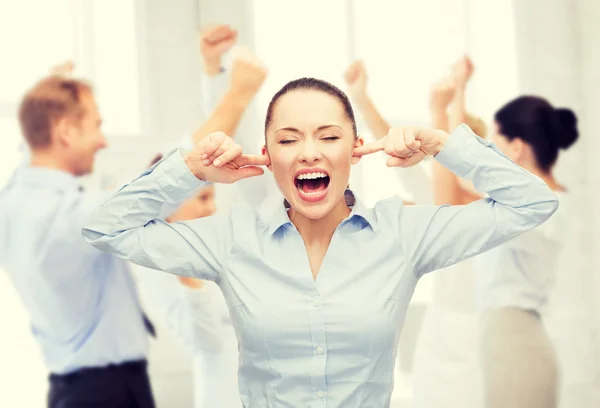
left=278, top=135, right=339, bottom=145
left=279, top=139, right=297, bottom=145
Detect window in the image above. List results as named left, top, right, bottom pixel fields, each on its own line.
left=90, top=0, right=141, bottom=136
left=352, top=0, right=468, bottom=123
left=252, top=0, right=352, bottom=119
left=0, top=0, right=76, bottom=103
left=0, top=0, right=142, bottom=134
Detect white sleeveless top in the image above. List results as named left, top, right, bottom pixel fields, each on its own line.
left=474, top=192, right=567, bottom=313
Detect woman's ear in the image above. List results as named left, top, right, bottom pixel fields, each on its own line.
left=261, top=145, right=272, bottom=171
left=351, top=137, right=364, bottom=165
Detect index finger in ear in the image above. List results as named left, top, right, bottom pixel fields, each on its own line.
left=352, top=139, right=384, bottom=157
left=236, top=154, right=270, bottom=167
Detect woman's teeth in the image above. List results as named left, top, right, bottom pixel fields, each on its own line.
left=296, top=172, right=328, bottom=180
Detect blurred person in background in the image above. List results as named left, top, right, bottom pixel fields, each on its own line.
left=0, top=45, right=265, bottom=406
left=0, top=74, right=156, bottom=408
left=422, top=55, right=578, bottom=408
left=476, top=95, right=577, bottom=408
left=411, top=56, right=485, bottom=408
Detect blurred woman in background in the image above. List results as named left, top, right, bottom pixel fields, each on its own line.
left=477, top=95, right=577, bottom=408
left=423, top=55, right=578, bottom=408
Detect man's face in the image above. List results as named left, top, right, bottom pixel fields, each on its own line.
left=63, top=90, right=107, bottom=176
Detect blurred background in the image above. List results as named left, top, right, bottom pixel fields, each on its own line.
left=0, top=0, right=599, bottom=407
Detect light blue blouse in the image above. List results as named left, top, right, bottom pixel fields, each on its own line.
left=83, top=124, right=558, bottom=407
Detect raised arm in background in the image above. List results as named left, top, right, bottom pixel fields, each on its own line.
left=344, top=60, right=391, bottom=140
left=430, top=56, right=482, bottom=205
left=191, top=28, right=267, bottom=145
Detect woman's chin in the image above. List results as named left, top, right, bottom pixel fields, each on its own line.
left=287, top=188, right=347, bottom=221
left=290, top=205, right=331, bottom=221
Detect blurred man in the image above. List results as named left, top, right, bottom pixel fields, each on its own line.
left=0, top=75, right=158, bottom=408
left=0, top=48, right=266, bottom=407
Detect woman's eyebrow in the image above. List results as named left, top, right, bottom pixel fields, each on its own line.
left=276, top=127, right=302, bottom=134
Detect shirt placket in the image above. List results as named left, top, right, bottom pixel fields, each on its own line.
left=308, top=289, right=328, bottom=408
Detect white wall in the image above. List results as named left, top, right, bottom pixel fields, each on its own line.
left=577, top=0, right=600, bottom=400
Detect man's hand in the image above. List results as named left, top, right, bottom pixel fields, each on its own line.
left=199, top=24, right=238, bottom=76
left=184, top=131, right=269, bottom=183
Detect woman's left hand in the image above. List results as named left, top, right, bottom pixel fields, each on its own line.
left=353, top=127, right=449, bottom=167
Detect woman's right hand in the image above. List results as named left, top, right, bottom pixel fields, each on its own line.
left=184, top=131, right=270, bottom=183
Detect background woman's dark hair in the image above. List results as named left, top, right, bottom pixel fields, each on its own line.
left=494, top=96, right=578, bottom=172
left=264, top=77, right=357, bottom=138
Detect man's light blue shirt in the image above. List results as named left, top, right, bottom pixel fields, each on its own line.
left=83, top=125, right=559, bottom=407
left=0, top=167, right=148, bottom=375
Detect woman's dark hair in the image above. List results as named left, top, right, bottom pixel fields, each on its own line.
left=495, top=96, right=578, bottom=172
left=265, top=77, right=357, bottom=138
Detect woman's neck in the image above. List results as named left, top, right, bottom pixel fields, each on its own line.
left=289, top=199, right=351, bottom=245
left=522, top=163, right=566, bottom=192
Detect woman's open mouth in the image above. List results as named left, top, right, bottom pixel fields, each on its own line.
left=294, top=170, right=330, bottom=202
